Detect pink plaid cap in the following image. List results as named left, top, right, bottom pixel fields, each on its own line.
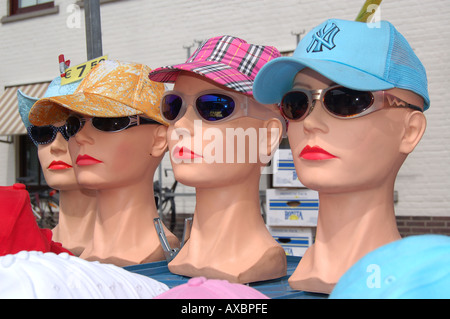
left=155, top=277, right=270, bottom=299
left=148, top=35, right=281, bottom=96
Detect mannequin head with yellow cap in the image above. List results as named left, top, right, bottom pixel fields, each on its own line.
left=29, top=60, right=179, bottom=267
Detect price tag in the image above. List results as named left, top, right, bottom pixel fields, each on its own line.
left=61, top=55, right=108, bottom=85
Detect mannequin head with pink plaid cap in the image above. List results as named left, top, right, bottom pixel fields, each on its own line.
left=149, top=35, right=287, bottom=283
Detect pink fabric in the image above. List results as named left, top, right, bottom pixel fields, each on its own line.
left=156, top=277, right=270, bottom=299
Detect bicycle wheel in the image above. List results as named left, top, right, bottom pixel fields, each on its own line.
left=29, top=193, right=44, bottom=226
left=39, top=197, right=60, bottom=229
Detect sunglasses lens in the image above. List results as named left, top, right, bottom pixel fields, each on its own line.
left=162, top=94, right=183, bottom=121
left=29, top=126, right=55, bottom=144
left=65, top=116, right=82, bottom=137
left=60, top=128, right=70, bottom=141
left=281, top=91, right=309, bottom=120
left=196, top=94, right=235, bottom=121
left=92, top=117, right=131, bottom=132
left=324, top=88, right=373, bottom=117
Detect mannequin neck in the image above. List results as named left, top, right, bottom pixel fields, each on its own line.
left=193, top=168, right=263, bottom=231
left=316, top=183, right=400, bottom=245
left=53, top=188, right=97, bottom=255
left=58, top=188, right=97, bottom=218
left=95, top=181, right=159, bottom=233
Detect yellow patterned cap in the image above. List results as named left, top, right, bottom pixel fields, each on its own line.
left=29, top=60, right=168, bottom=126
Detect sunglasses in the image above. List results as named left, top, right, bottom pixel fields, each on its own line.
left=65, top=115, right=160, bottom=138
left=280, top=85, right=423, bottom=121
left=27, top=125, right=69, bottom=145
left=161, top=90, right=248, bottom=124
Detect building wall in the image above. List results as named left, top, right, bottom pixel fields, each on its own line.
left=0, top=0, right=449, bottom=219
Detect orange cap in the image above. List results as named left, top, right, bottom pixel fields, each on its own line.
left=29, top=60, right=168, bottom=126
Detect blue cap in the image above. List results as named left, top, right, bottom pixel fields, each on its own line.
left=253, top=19, right=430, bottom=111
left=17, top=90, right=38, bottom=128
left=329, top=235, right=450, bottom=299
left=17, top=77, right=81, bottom=127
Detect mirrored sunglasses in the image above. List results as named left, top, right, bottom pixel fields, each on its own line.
left=161, top=90, right=248, bottom=124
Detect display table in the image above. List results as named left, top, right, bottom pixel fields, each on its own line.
left=125, top=256, right=327, bottom=299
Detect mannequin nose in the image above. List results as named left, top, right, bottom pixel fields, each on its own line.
left=49, top=132, right=69, bottom=154
left=302, top=100, right=329, bottom=134
left=73, top=119, right=94, bottom=145
left=173, top=105, right=198, bottom=132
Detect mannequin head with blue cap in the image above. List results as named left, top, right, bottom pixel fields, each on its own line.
left=17, top=76, right=96, bottom=256
left=19, top=77, right=82, bottom=190
left=253, top=19, right=428, bottom=294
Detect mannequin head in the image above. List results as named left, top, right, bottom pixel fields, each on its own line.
left=285, top=68, right=426, bottom=194
left=252, top=18, right=429, bottom=294
left=18, top=78, right=82, bottom=191
left=149, top=36, right=285, bottom=188
left=253, top=19, right=429, bottom=193
left=28, top=60, right=168, bottom=190
left=68, top=115, right=167, bottom=190
left=167, top=72, right=282, bottom=188
left=148, top=37, right=288, bottom=282
left=35, top=121, right=79, bottom=191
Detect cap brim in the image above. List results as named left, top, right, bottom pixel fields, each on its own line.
left=253, top=57, right=396, bottom=104
left=17, top=90, right=38, bottom=127
left=149, top=61, right=255, bottom=95
left=29, top=93, right=144, bottom=126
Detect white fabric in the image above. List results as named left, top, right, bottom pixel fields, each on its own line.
left=0, top=251, right=169, bottom=299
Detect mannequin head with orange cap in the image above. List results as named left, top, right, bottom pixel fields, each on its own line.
left=29, top=60, right=179, bottom=266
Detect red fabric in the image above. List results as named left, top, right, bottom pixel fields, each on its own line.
left=0, top=184, right=73, bottom=256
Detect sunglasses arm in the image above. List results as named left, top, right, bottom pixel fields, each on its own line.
left=382, top=92, right=423, bottom=112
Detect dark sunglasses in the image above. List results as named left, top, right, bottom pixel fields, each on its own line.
left=280, top=85, right=423, bottom=121
left=161, top=90, right=247, bottom=124
left=65, top=115, right=160, bottom=138
left=27, top=125, right=69, bottom=145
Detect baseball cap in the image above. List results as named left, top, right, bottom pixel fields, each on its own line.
left=155, top=277, right=270, bottom=299
left=253, top=19, right=430, bottom=111
left=329, top=235, right=450, bottom=299
left=148, top=35, right=281, bottom=96
left=29, top=60, right=168, bottom=126
left=17, top=77, right=81, bottom=128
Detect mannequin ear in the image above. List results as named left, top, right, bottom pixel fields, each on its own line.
left=150, top=125, right=168, bottom=158
left=259, top=118, right=283, bottom=163
left=399, top=111, right=427, bottom=155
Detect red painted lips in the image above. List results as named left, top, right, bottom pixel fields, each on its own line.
left=299, top=145, right=337, bottom=161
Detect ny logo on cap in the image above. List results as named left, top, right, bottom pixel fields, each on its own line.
left=307, top=22, right=340, bottom=53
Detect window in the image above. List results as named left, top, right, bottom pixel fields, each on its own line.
left=18, top=134, right=48, bottom=191
left=9, top=0, right=54, bottom=16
